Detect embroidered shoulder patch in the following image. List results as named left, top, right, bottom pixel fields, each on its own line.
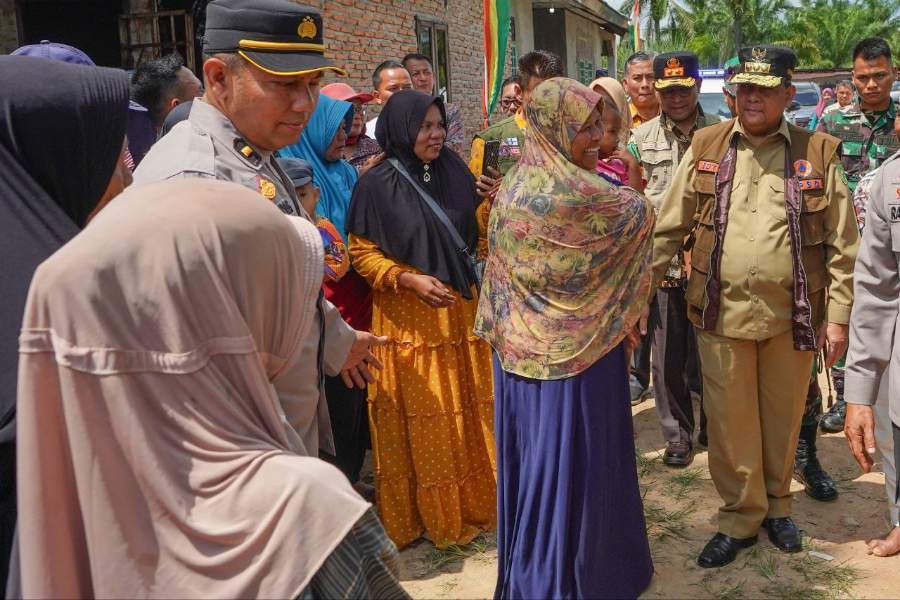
left=793, top=159, right=813, bottom=177
left=799, top=178, right=824, bottom=190
left=697, top=160, right=719, bottom=173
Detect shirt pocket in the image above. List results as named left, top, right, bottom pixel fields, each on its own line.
left=640, top=147, right=674, bottom=196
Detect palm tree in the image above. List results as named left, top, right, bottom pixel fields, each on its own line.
left=620, top=0, right=671, bottom=43
left=780, top=0, right=900, bottom=67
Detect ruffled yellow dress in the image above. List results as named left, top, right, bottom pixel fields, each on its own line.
left=349, top=232, right=496, bottom=549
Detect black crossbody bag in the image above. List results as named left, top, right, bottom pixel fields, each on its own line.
left=388, top=158, right=483, bottom=291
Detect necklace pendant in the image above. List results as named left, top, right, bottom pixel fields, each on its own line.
left=423, top=164, right=432, bottom=183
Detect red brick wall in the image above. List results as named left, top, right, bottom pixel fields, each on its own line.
left=310, top=0, right=485, bottom=150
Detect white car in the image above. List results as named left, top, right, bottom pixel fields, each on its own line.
left=698, top=70, right=732, bottom=121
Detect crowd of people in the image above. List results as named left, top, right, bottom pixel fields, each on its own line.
left=1, top=0, right=899, bottom=597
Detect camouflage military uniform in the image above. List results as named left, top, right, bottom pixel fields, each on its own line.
left=816, top=101, right=899, bottom=193
left=812, top=101, right=897, bottom=432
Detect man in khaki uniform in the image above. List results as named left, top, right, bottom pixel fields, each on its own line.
left=628, top=51, right=719, bottom=466
left=653, top=46, right=860, bottom=568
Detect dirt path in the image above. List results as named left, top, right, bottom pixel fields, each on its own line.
left=395, top=394, right=900, bottom=599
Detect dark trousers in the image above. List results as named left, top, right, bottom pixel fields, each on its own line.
left=631, top=325, right=652, bottom=391
left=651, top=287, right=705, bottom=444
left=321, top=375, right=370, bottom=484
left=0, top=439, right=14, bottom=595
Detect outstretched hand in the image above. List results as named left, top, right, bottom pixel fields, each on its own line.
left=340, top=331, right=388, bottom=389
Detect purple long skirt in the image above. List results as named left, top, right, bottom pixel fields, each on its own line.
left=493, top=345, right=653, bottom=599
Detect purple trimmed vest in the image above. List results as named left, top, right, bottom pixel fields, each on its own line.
left=685, top=119, right=841, bottom=350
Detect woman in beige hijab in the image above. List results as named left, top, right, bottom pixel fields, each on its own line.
left=16, top=180, right=408, bottom=599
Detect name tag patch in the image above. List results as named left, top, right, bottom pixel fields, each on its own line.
left=890, top=204, right=900, bottom=222
left=697, top=160, right=719, bottom=173
left=799, top=178, right=824, bottom=190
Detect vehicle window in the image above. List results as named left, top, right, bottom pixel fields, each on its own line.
left=699, top=93, right=731, bottom=120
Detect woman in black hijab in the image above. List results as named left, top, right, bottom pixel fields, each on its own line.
left=346, top=90, right=496, bottom=550
left=0, top=55, right=131, bottom=593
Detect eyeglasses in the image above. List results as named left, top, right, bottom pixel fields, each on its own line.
left=500, top=98, right=521, bottom=109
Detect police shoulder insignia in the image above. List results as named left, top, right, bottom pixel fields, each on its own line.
left=257, top=177, right=277, bottom=201
left=793, top=159, right=813, bottom=177
left=697, top=160, right=719, bottom=173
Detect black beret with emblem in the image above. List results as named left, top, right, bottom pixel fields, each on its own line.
left=731, top=45, right=797, bottom=88
left=203, top=0, right=346, bottom=76
left=653, top=51, right=701, bottom=89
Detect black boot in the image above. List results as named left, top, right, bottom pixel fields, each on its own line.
left=794, top=423, right=838, bottom=501
left=820, top=368, right=846, bottom=433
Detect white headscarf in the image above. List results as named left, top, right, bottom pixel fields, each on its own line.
left=17, top=180, right=370, bottom=599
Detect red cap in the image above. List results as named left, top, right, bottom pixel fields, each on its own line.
left=321, top=82, right=374, bottom=104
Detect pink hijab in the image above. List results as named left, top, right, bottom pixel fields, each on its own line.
left=16, top=180, right=370, bottom=598
left=815, top=87, right=835, bottom=118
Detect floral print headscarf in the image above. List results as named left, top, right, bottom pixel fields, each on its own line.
left=474, top=77, right=655, bottom=380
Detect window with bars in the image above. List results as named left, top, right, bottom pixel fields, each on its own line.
left=415, top=17, right=451, bottom=102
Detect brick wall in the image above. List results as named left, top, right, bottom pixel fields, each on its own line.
left=310, top=0, right=486, bottom=149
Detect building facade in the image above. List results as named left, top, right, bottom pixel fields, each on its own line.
left=2, top=0, right=626, bottom=143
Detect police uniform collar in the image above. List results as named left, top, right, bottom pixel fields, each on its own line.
left=189, top=99, right=272, bottom=169
left=732, top=116, right=792, bottom=146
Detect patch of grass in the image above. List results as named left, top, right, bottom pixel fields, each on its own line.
left=713, top=580, right=747, bottom=600
left=760, top=582, right=828, bottom=600
left=739, top=544, right=779, bottom=581
left=697, top=573, right=747, bottom=600
left=636, top=448, right=663, bottom=478
left=422, top=533, right=495, bottom=573
left=786, top=553, right=862, bottom=599
left=663, top=467, right=705, bottom=501
left=643, top=501, right=695, bottom=541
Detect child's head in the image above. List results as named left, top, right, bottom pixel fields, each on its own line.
left=295, top=182, right=320, bottom=217
left=597, top=103, right=622, bottom=159
left=275, top=156, right=318, bottom=216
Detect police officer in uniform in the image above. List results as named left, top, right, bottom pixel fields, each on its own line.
left=134, top=0, right=385, bottom=456
left=654, top=46, right=860, bottom=567
left=845, top=148, right=900, bottom=557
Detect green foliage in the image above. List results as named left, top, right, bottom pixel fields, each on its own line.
left=623, top=0, right=900, bottom=69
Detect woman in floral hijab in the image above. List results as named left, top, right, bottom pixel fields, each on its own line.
left=475, top=77, right=655, bottom=598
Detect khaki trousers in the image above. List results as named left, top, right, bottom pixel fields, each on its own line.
left=697, top=329, right=813, bottom=539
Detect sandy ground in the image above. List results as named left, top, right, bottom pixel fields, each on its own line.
left=394, top=386, right=900, bottom=599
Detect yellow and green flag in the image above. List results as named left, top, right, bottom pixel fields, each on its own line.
left=482, top=0, right=511, bottom=123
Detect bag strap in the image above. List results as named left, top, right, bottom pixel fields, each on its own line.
left=388, top=158, right=471, bottom=255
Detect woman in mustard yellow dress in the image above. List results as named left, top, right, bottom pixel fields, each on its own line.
left=346, top=90, right=495, bottom=549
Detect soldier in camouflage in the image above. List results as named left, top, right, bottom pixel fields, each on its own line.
left=815, top=37, right=898, bottom=435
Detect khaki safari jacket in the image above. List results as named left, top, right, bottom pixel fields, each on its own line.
left=652, top=118, right=860, bottom=344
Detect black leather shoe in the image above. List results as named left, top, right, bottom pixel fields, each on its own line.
left=794, top=423, right=838, bottom=501
left=820, top=400, right=846, bottom=433
left=697, top=533, right=758, bottom=568
left=761, top=517, right=803, bottom=553
left=663, top=441, right=693, bottom=467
